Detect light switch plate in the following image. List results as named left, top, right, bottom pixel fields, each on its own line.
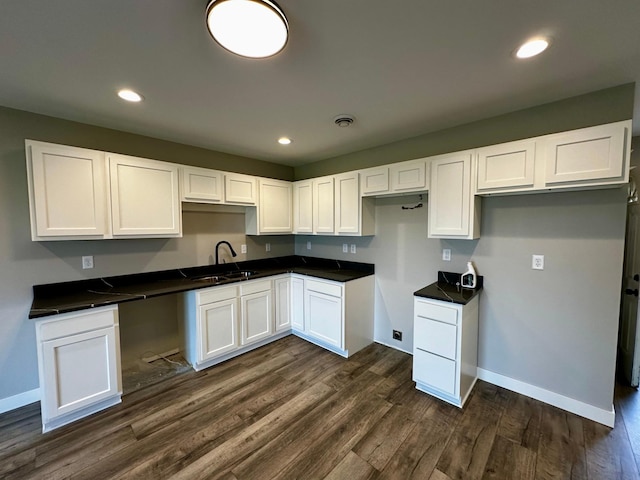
left=532, top=254, right=544, bottom=270
left=442, top=249, right=451, bottom=261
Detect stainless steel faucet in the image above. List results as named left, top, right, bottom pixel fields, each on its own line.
left=215, top=240, right=237, bottom=265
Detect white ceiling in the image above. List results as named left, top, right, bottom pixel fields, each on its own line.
left=0, top=1, right=638, bottom=167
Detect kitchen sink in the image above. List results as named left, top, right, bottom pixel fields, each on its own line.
left=190, top=275, right=227, bottom=283
left=224, top=270, right=257, bottom=279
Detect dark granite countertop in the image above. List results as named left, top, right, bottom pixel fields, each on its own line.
left=30, top=256, right=374, bottom=319
left=414, top=271, right=483, bottom=305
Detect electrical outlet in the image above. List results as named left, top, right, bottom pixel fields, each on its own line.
left=393, top=330, right=402, bottom=341
left=532, top=254, right=544, bottom=270
left=350, top=244, right=356, bottom=254
left=265, top=243, right=271, bottom=252
left=442, top=249, right=451, bottom=261
left=342, top=244, right=348, bottom=253
left=241, top=244, right=247, bottom=254
left=306, top=241, right=311, bottom=250
left=82, top=256, right=94, bottom=269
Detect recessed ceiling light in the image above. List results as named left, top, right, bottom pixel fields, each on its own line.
left=117, top=89, right=143, bottom=102
left=206, top=0, right=288, bottom=59
left=515, top=38, right=550, bottom=59
left=278, top=137, right=292, bottom=145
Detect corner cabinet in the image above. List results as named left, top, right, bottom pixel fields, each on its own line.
left=413, top=295, right=479, bottom=408
left=26, top=140, right=109, bottom=240
left=108, top=154, right=181, bottom=237
left=35, top=305, right=122, bottom=432
left=428, top=152, right=481, bottom=240
left=246, top=178, right=293, bottom=235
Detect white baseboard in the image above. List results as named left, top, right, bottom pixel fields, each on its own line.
left=0, top=388, right=40, bottom=415
left=477, top=368, right=615, bottom=428
left=374, top=340, right=412, bottom=355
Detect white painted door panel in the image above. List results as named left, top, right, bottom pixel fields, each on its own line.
left=199, top=299, right=238, bottom=361
left=413, top=349, right=457, bottom=396
left=181, top=166, right=223, bottom=203
left=429, top=153, right=472, bottom=237
left=476, top=140, right=536, bottom=192
left=293, top=180, right=313, bottom=233
left=258, top=179, right=292, bottom=233
left=241, top=290, right=273, bottom=345
left=313, top=177, right=335, bottom=234
left=305, top=290, right=342, bottom=348
left=334, top=172, right=360, bottom=234
left=414, top=317, right=458, bottom=360
left=225, top=173, right=257, bottom=205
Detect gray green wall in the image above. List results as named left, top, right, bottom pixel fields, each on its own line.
left=295, top=83, right=635, bottom=180
left=292, top=84, right=634, bottom=412
left=0, top=107, right=294, bottom=403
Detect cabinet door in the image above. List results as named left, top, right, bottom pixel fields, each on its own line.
left=293, top=180, right=313, bottom=234
left=476, top=140, right=536, bottom=192
left=199, top=298, right=238, bottom=361
left=181, top=166, right=223, bottom=203
left=26, top=140, right=108, bottom=239
left=41, top=326, right=120, bottom=421
left=390, top=160, right=427, bottom=193
left=305, top=289, right=343, bottom=348
left=360, top=167, right=389, bottom=196
left=259, top=179, right=293, bottom=234
left=109, top=154, right=181, bottom=237
left=313, top=176, right=335, bottom=234
left=241, top=290, right=273, bottom=345
left=334, top=172, right=360, bottom=235
left=543, top=122, right=628, bottom=185
left=428, top=153, right=477, bottom=239
left=291, top=276, right=305, bottom=331
left=225, top=173, right=257, bottom=205
left=413, top=349, right=456, bottom=396
left=274, top=277, right=291, bottom=331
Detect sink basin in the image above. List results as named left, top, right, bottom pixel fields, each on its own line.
left=224, top=270, right=257, bottom=279
left=191, top=275, right=226, bottom=283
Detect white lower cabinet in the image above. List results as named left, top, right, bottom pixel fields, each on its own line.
left=240, top=280, right=273, bottom=345
left=35, top=305, right=122, bottom=433
left=291, top=275, right=305, bottom=331
left=297, top=275, right=374, bottom=357
left=274, top=276, right=292, bottom=332
left=197, top=287, right=239, bottom=363
left=413, top=295, right=479, bottom=407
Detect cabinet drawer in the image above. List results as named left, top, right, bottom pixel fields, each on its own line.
left=415, top=299, right=458, bottom=325
left=38, top=306, right=118, bottom=341
left=198, top=285, right=237, bottom=305
left=240, top=279, right=272, bottom=296
left=305, top=279, right=342, bottom=298
left=414, top=317, right=457, bottom=360
left=413, top=349, right=456, bottom=396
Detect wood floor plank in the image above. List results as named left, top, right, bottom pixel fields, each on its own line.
left=435, top=391, right=503, bottom=480
left=2, top=337, right=640, bottom=480
left=325, top=451, right=376, bottom=480
left=374, top=417, right=453, bottom=480
left=166, top=381, right=336, bottom=480
left=481, top=435, right=536, bottom=480
left=583, top=410, right=638, bottom=480
left=534, top=405, right=587, bottom=480
left=497, top=390, right=542, bottom=451
left=231, top=370, right=388, bottom=480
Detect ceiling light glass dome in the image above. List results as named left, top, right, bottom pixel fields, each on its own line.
left=206, top=0, right=289, bottom=59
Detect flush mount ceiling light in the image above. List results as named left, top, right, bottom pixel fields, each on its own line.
left=515, top=38, right=550, bottom=59
left=278, top=137, right=292, bottom=145
left=117, top=89, right=143, bottom=102
left=206, top=0, right=288, bottom=58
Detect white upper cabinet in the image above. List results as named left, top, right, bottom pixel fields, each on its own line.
left=293, top=180, right=313, bottom=234
left=360, top=159, right=428, bottom=197
left=225, top=173, right=257, bottom=205
left=360, top=167, right=389, bottom=195
left=26, top=140, right=109, bottom=240
left=334, top=172, right=360, bottom=235
left=249, top=178, right=292, bottom=234
left=313, top=176, right=335, bottom=234
left=180, top=165, right=224, bottom=203
left=428, top=152, right=481, bottom=240
left=475, top=139, right=536, bottom=194
left=108, top=154, right=181, bottom=237
left=542, top=121, right=630, bottom=187
left=390, top=159, right=428, bottom=192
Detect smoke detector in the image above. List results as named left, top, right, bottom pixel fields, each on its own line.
left=334, top=114, right=355, bottom=127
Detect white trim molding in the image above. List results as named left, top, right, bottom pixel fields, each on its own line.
left=477, top=368, right=615, bottom=428
left=0, top=388, right=40, bottom=415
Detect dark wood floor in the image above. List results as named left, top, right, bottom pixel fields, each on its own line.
left=2, top=335, right=640, bottom=479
